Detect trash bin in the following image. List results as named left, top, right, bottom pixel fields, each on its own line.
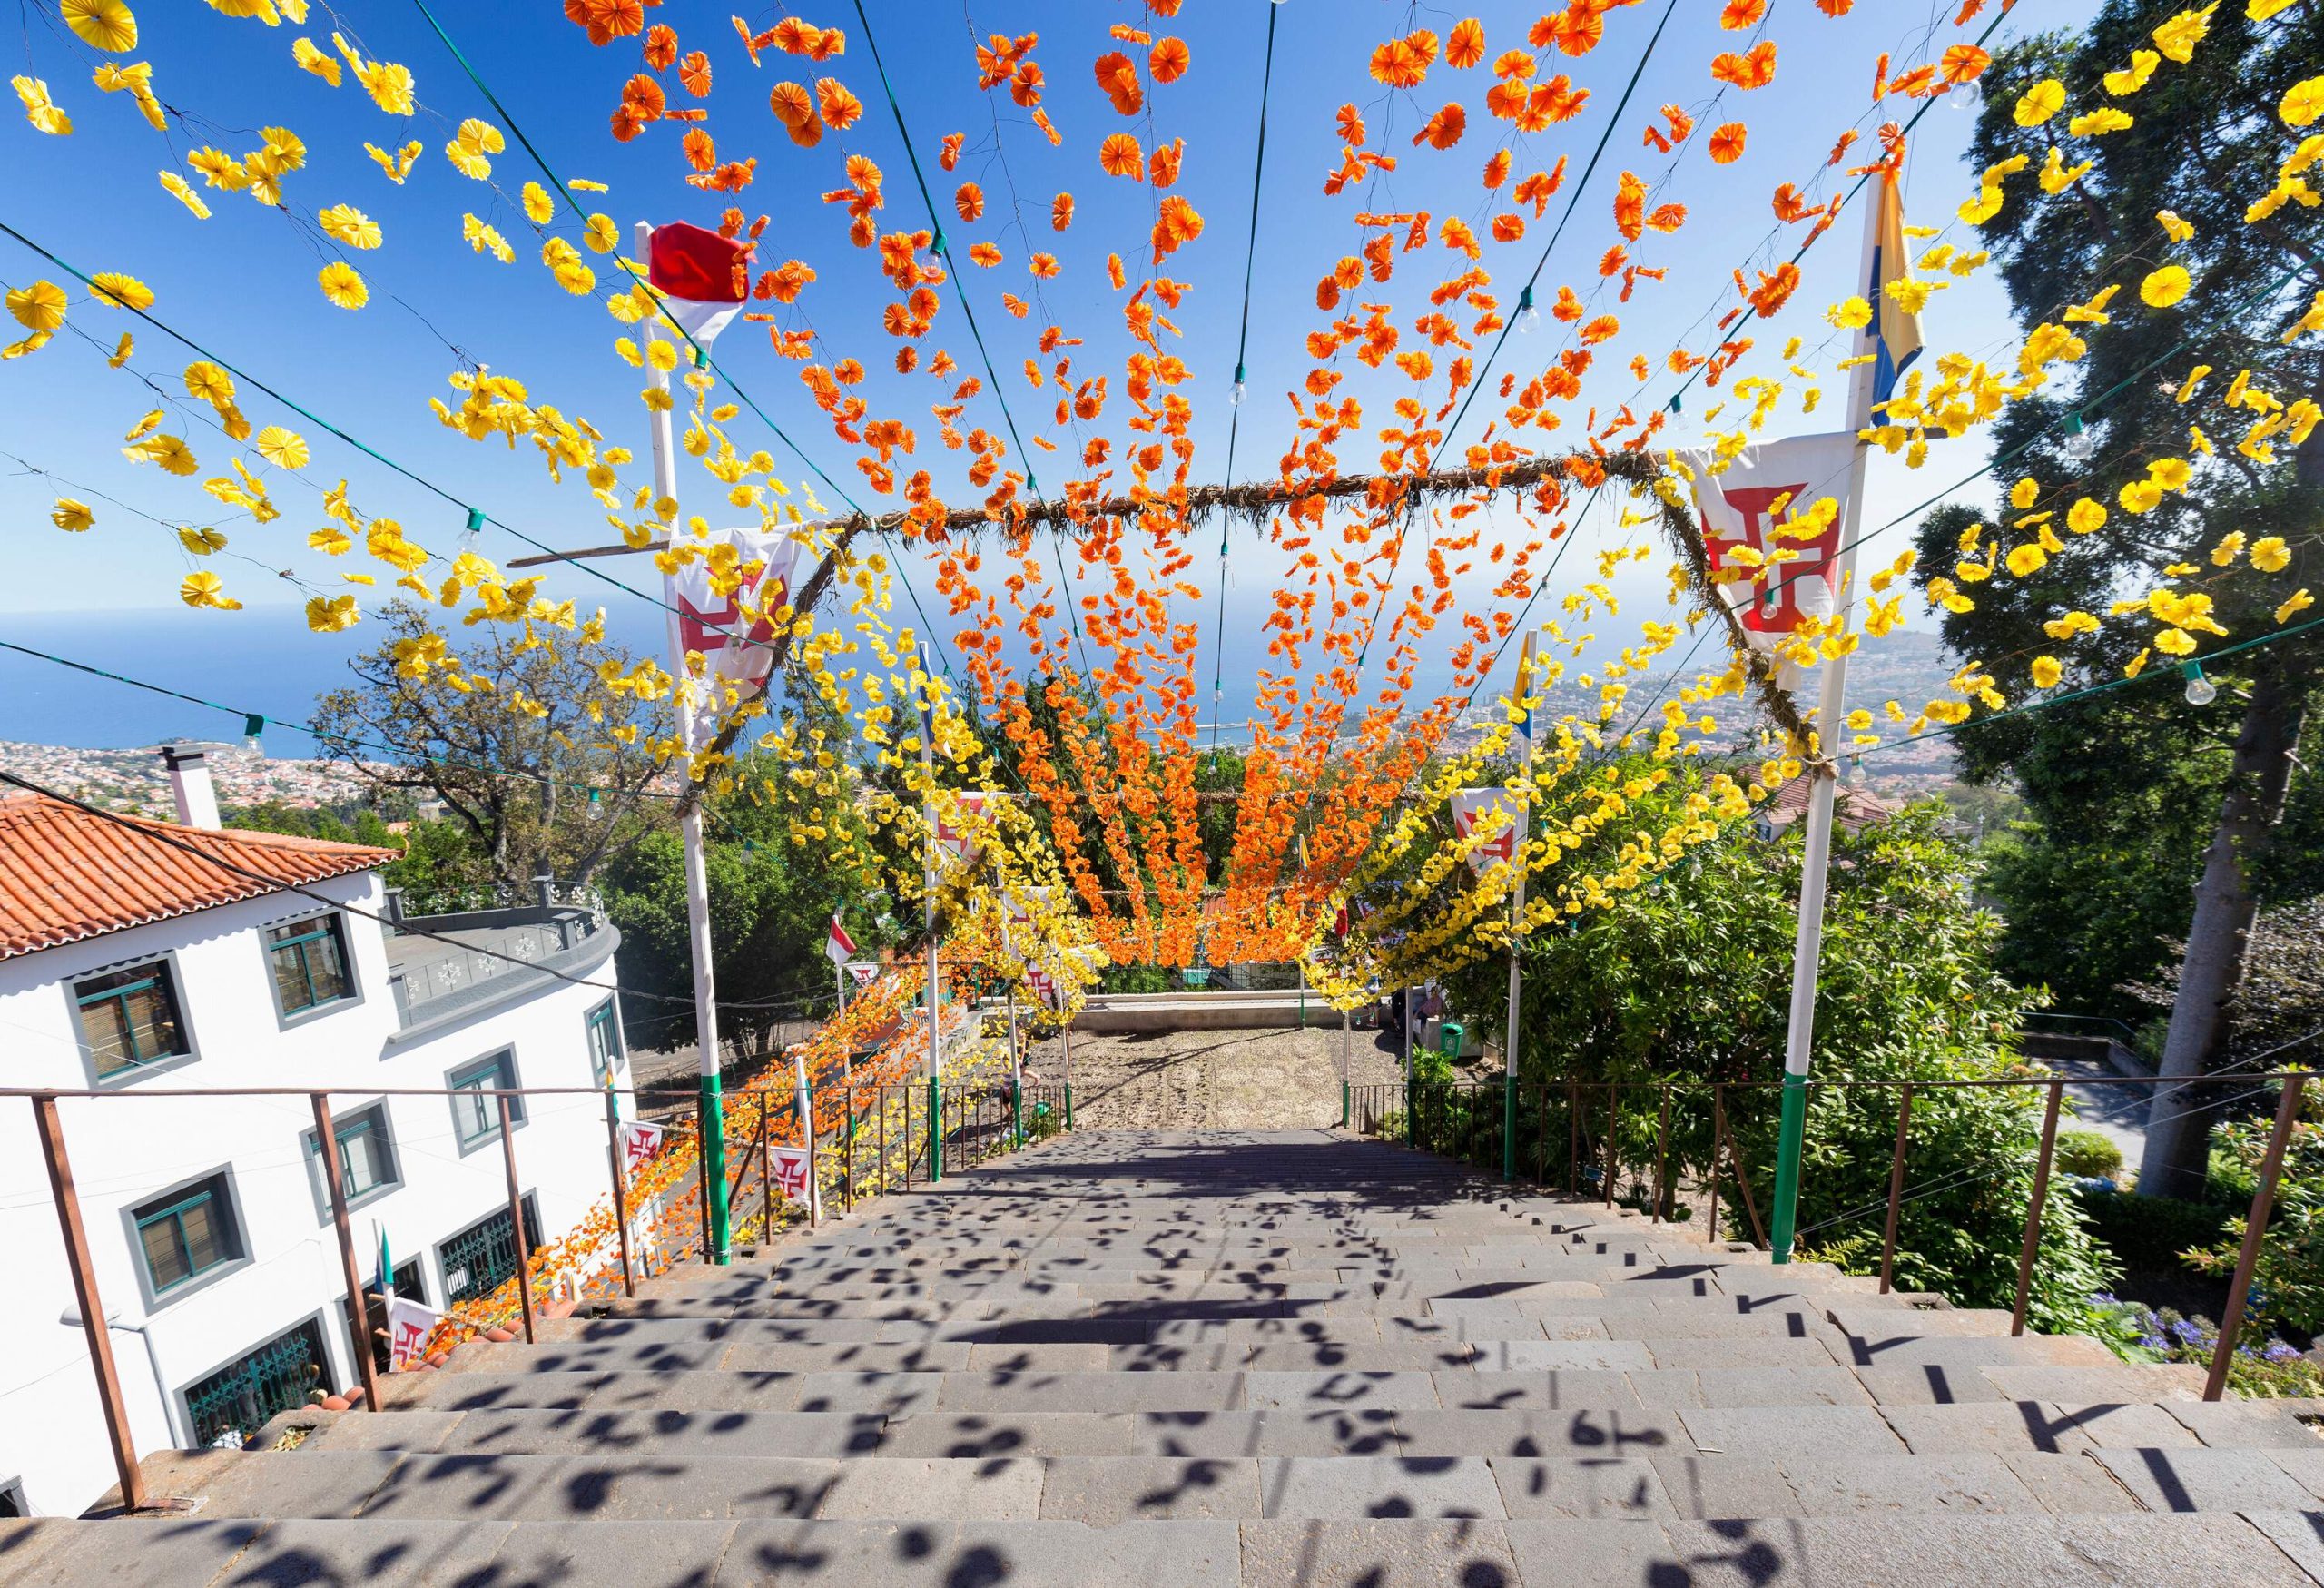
left=1438, top=1021, right=1463, bottom=1057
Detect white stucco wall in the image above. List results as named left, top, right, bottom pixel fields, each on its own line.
left=0, top=873, right=627, bottom=1517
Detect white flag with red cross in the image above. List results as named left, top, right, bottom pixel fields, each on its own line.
left=934, top=791, right=1000, bottom=863
left=664, top=527, right=806, bottom=750
left=1025, top=965, right=1061, bottom=1011
left=769, top=1144, right=814, bottom=1203
left=647, top=221, right=753, bottom=350
left=386, top=1297, right=444, bottom=1373
left=1670, top=432, right=1857, bottom=650
left=1448, top=790, right=1529, bottom=880
left=617, top=1120, right=664, bottom=1177
left=825, top=913, right=857, bottom=968
left=846, top=962, right=880, bottom=988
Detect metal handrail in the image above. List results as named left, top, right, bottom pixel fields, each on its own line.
left=1341, top=1066, right=2310, bottom=1405
left=17, top=1069, right=1075, bottom=1513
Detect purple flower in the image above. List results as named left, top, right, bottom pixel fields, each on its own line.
left=2263, top=1341, right=2300, bottom=1364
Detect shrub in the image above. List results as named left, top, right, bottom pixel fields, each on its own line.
left=2072, top=1183, right=2230, bottom=1273
left=2188, top=1108, right=2324, bottom=1337
left=2056, top=1129, right=2124, bottom=1180
left=2087, top=1297, right=2324, bottom=1397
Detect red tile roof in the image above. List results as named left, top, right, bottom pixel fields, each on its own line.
left=1760, top=775, right=1898, bottom=833
left=0, top=792, right=397, bottom=961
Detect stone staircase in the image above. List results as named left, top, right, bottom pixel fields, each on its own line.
left=8, top=1129, right=2324, bottom=1584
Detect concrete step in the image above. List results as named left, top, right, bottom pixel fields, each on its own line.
left=9, top=1511, right=2318, bottom=1586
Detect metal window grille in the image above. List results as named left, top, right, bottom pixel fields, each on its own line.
left=182, top=1318, right=329, bottom=1448
left=438, top=1197, right=540, bottom=1307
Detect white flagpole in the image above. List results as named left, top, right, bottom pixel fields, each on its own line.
left=1768, top=174, right=1888, bottom=1264
left=636, top=221, right=730, bottom=1266
left=1502, top=632, right=1536, bottom=1181
left=997, top=871, right=1024, bottom=1144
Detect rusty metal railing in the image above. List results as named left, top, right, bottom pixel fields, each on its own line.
left=1344, top=1069, right=2310, bottom=1404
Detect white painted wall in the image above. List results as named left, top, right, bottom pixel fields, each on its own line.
left=0, top=873, right=627, bottom=1517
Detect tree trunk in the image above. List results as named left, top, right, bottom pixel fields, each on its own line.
left=2138, top=669, right=2305, bottom=1198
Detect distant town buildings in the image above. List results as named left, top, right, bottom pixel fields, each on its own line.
left=0, top=740, right=377, bottom=817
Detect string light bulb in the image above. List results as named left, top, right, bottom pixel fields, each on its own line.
left=2181, top=660, right=2217, bottom=706
left=1230, top=361, right=1247, bottom=407
left=1948, top=80, right=1979, bottom=113
left=586, top=787, right=605, bottom=822
left=458, top=506, right=485, bottom=554
left=241, top=712, right=265, bottom=755
left=2060, top=411, right=2096, bottom=463
left=1515, top=283, right=1541, bottom=335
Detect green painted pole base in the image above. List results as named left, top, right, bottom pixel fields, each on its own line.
left=1013, top=1089, right=1025, bottom=1149
left=1064, top=1083, right=1073, bottom=1130
left=1768, top=1071, right=1808, bottom=1264
left=700, top=1073, right=731, bottom=1265
left=1341, top=1080, right=1349, bottom=1129
left=1502, top=1079, right=1518, bottom=1182
left=927, top=1075, right=943, bottom=1182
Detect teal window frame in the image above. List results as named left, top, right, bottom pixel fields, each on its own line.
left=267, top=913, right=352, bottom=1017
left=74, top=960, right=191, bottom=1080
left=448, top=1052, right=521, bottom=1148
left=307, top=1106, right=396, bottom=1207
left=133, top=1177, right=237, bottom=1295
left=586, top=1000, right=624, bottom=1087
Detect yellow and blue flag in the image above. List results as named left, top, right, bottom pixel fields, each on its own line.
left=1869, top=173, right=1924, bottom=411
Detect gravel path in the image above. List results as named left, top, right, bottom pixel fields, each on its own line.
left=1015, top=1024, right=1410, bottom=1131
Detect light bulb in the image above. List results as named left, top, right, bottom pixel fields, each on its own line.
left=1948, top=82, right=1978, bottom=113
left=1230, top=379, right=1246, bottom=407
left=2060, top=412, right=2095, bottom=463
left=586, top=789, right=606, bottom=822
left=1517, top=304, right=1541, bottom=334
left=2182, top=663, right=2217, bottom=706
left=241, top=712, right=265, bottom=756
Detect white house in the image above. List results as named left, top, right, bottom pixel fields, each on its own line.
left=0, top=748, right=630, bottom=1518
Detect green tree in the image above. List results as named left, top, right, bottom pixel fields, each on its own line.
left=1916, top=2, right=2324, bottom=1196
left=1434, top=776, right=2112, bottom=1327
left=598, top=749, right=885, bottom=1056
left=312, top=601, right=679, bottom=893
left=221, top=800, right=494, bottom=914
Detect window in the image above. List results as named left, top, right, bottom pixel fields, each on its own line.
left=448, top=1051, right=522, bottom=1148
left=305, top=1104, right=397, bottom=1208
left=266, top=913, right=352, bottom=1017
left=74, top=961, right=191, bottom=1080
left=438, top=1197, right=541, bottom=1307
left=586, top=1000, right=625, bottom=1087
left=182, top=1318, right=330, bottom=1448
left=133, top=1174, right=241, bottom=1295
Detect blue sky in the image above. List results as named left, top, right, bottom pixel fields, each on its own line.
left=0, top=0, right=2105, bottom=741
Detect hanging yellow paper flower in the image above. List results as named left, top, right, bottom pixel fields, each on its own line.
left=2103, top=50, right=2159, bottom=95
left=461, top=213, right=515, bottom=262
left=355, top=58, right=415, bottom=116
left=254, top=425, right=309, bottom=468
left=2066, top=498, right=2108, bottom=534
left=365, top=140, right=420, bottom=182
left=308, top=526, right=352, bottom=555
left=2141, top=264, right=2192, bottom=307
left=179, top=570, right=242, bottom=610
left=51, top=498, right=94, bottom=532
left=177, top=527, right=228, bottom=555
left=317, top=203, right=381, bottom=248
left=187, top=147, right=250, bottom=191
left=2008, top=476, right=2041, bottom=510
left=2013, top=79, right=2067, bottom=126
left=291, top=36, right=340, bottom=84
left=129, top=433, right=199, bottom=474
left=123, top=408, right=162, bottom=440
left=12, top=75, right=71, bottom=135
left=107, top=330, right=133, bottom=366
left=159, top=171, right=211, bottom=217
left=305, top=594, right=359, bottom=631
left=2152, top=5, right=2219, bottom=64
left=1826, top=297, right=1872, bottom=330
left=2251, top=536, right=2292, bottom=572
left=2030, top=656, right=2063, bottom=688
left=85, top=271, right=153, bottom=311
left=2066, top=107, right=2133, bottom=136
left=2005, top=543, right=2048, bottom=577
left=6, top=281, right=67, bottom=332
left=584, top=214, right=621, bottom=254
left=64, top=0, right=138, bottom=51
left=521, top=182, right=555, bottom=224
left=2279, top=589, right=2315, bottom=623
left=2282, top=75, right=2324, bottom=129
left=317, top=261, right=369, bottom=309
left=182, top=360, right=235, bottom=409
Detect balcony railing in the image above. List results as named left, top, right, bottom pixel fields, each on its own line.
left=382, top=902, right=611, bottom=1028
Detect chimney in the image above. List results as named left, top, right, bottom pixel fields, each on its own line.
left=160, top=745, right=221, bottom=830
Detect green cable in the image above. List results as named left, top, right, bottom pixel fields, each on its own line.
left=1208, top=1, right=1282, bottom=747
left=1857, top=606, right=2324, bottom=762
left=0, top=215, right=773, bottom=656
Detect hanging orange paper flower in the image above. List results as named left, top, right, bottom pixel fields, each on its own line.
left=1149, top=37, right=1189, bottom=84
left=1709, top=122, right=1748, bottom=163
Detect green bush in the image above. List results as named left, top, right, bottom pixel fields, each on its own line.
left=2188, top=1109, right=2324, bottom=1337
left=2072, top=1184, right=2230, bottom=1273
left=2056, top=1130, right=2124, bottom=1179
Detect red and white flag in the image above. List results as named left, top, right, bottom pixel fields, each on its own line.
left=1025, top=965, right=1061, bottom=1011
left=825, top=913, right=857, bottom=968
left=935, top=792, right=998, bottom=863
left=664, top=527, right=805, bottom=749
left=1448, top=790, right=1528, bottom=879
left=647, top=221, right=753, bottom=350
left=1670, top=432, right=1856, bottom=649
left=386, top=1297, right=443, bottom=1373
left=769, top=1144, right=814, bottom=1202
left=617, top=1120, right=664, bottom=1177
left=846, top=962, right=880, bottom=988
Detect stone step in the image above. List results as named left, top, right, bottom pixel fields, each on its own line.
left=10, top=1510, right=2317, bottom=1586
